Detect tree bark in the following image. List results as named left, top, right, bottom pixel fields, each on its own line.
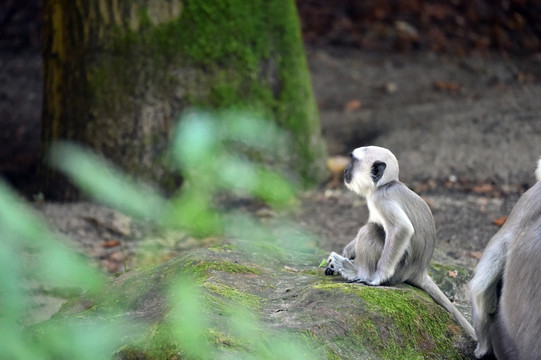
left=42, top=0, right=327, bottom=200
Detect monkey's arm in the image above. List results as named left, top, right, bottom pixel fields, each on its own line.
left=367, top=202, right=413, bottom=286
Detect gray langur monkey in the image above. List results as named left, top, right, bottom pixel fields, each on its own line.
left=470, top=158, right=541, bottom=359
left=325, top=146, right=476, bottom=339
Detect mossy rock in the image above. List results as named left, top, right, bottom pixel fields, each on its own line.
left=31, top=247, right=476, bottom=359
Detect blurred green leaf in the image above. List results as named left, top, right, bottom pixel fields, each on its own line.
left=0, top=181, right=104, bottom=292
left=0, top=238, right=28, bottom=322
left=227, top=306, right=319, bottom=360
left=163, top=189, right=223, bottom=236
left=217, top=155, right=258, bottom=193
left=0, top=110, right=320, bottom=359
left=49, top=142, right=166, bottom=221
left=33, top=321, right=139, bottom=360
left=169, top=276, right=213, bottom=359
left=37, top=246, right=103, bottom=292
left=0, top=181, right=51, bottom=241
left=172, top=112, right=218, bottom=176
left=218, top=111, right=285, bottom=153
left=0, top=326, right=41, bottom=360
left=252, top=168, right=297, bottom=208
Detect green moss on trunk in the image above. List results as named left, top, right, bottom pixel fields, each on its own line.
left=43, top=0, right=327, bottom=199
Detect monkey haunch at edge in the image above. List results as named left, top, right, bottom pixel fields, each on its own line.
left=469, top=157, right=541, bottom=360
left=324, top=146, right=476, bottom=340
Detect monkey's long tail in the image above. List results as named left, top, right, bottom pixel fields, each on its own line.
left=412, top=275, right=477, bottom=341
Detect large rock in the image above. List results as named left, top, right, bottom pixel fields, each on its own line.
left=33, top=244, right=476, bottom=359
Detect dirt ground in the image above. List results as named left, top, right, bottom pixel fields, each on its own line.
left=2, top=44, right=541, bottom=267
left=305, top=44, right=541, bottom=268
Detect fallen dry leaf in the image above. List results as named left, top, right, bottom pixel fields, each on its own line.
left=434, top=80, right=460, bottom=92
left=492, top=216, right=508, bottom=227
left=326, top=156, right=350, bottom=188
left=467, top=251, right=483, bottom=259
left=383, top=82, right=398, bottom=94
left=395, top=21, right=418, bottom=38
left=448, top=270, right=458, bottom=278
left=102, top=239, right=121, bottom=248
left=326, top=156, right=349, bottom=174
left=344, top=99, right=362, bottom=111
left=473, top=183, right=495, bottom=194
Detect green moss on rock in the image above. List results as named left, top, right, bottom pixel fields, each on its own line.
left=188, top=259, right=261, bottom=280
left=203, top=282, right=261, bottom=311
left=206, top=328, right=243, bottom=349
left=429, top=263, right=472, bottom=300
left=33, top=247, right=474, bottom=359
left=313, top=283, right=464, bottom=359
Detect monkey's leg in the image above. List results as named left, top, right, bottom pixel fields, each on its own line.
left=471, top=270, right=502, bottom=357
left=325, top=252, right=361, bottom=281
left=470, top=236, right=507, bottom=357
left=350, top=223, right=385, bottom=282
left=342, top=238, right=357, bottom=260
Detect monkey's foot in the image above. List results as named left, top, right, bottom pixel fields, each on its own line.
left=348, top=275, right=387, bottom=286
left=347, top=276, right=375, bottom=285
left=324, top=252, right=338, bottom=276
left=474, top=343, right=491, bottom=359
left=365, top=279, right=383, bottom=286
left=325, top=252, right=358, bottom=280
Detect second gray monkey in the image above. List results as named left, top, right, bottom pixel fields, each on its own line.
left=470, top=158, right=541, bottom=359
left=325, top=146, right=476, bottom=339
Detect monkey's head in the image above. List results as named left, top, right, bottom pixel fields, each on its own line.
left=344, top=146, right=399, bottom=197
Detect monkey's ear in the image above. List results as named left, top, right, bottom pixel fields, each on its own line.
left=371, top=161, right=386, bottom=183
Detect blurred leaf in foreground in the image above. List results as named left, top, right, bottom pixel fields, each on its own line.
left=49, top=143, right=166, bottom=222
left=0, top=181, right=133, bottom=360
left=36, top=111, right=319, bottom=359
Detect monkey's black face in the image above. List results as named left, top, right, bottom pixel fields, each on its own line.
left=344, top=160, right=354, bottom=184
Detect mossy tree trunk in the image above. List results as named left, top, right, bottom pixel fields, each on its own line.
left=41, top=0, right=327, bottom=200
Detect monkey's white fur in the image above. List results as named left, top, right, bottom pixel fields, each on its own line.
left=470, top=158, right=541, bottom=359
left=325, top=146, right=476, bottom=340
